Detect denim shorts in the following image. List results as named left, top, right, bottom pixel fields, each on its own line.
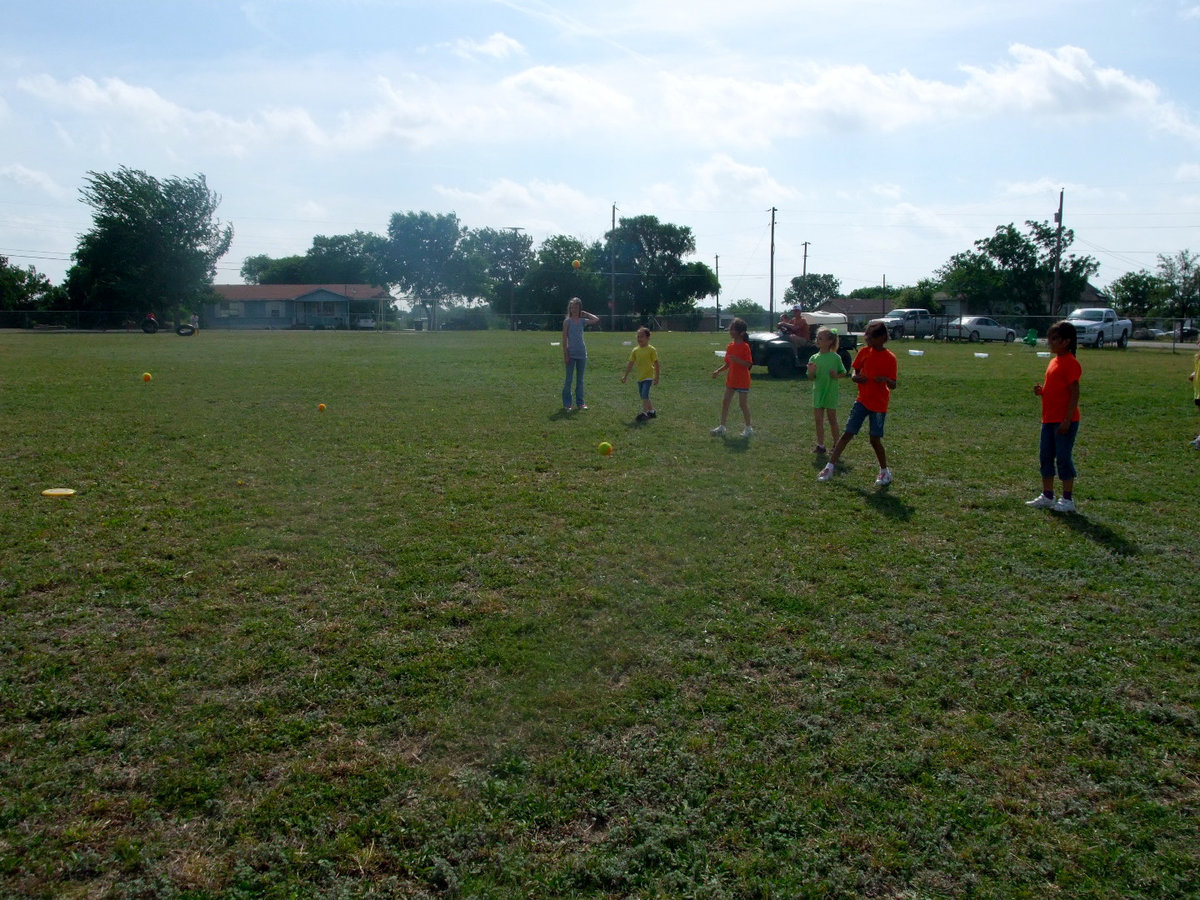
left=844, top=400, right=887, bottom=437
left=638, top=379, right=653, bottom=400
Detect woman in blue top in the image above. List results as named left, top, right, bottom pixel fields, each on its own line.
left=562, top=297, right=600, bottom=411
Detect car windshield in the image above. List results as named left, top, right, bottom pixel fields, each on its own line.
left=1072, top=310, right=1104, bottom=321
left=949, top=317, right=967, bottom=325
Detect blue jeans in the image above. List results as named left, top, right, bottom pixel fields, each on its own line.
left=563, top=357, right=586, bottom=408
left=1040, top=421, right=1079, bottom=480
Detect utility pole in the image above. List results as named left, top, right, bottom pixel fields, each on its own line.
left=1051, top=189, right=1064, bottom=318
left=715, top=254, right=720, bottom=328
left=610, top=202, right=618, bottom=330
left=801, top=240, right=810, bottom=310
left=503, top=226, right=524, bottom=330
left=768, top=207, right=777, bottom=319
left=881, top=275, right=887, bottom=318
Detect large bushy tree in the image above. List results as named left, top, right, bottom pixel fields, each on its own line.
left=512, top=235, right=604, bottom=322
left=783, top=273, right=840, bottom=310
left=1155, top=250, right=1199, bottom=323
left=242, top=231, right=386, bottom=285
left=380, top=211, right=467, bottom=329
left=937, top=221, right=1098, bottom=317
left=604, top=215, right=716, bottom=317
left=0, top=256, right=57, bottom=310
left=1107, top=269, right=1171, bottom=318
left=65, top=167, right=232, bottom=320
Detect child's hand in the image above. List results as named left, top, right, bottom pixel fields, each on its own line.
left=1189, top=372, right=1195, bottom=382
left=620, top=375, right=627, bottom=383
left=1033, top=383, right=1043, bottom=396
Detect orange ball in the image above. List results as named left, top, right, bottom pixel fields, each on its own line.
left=318, top=403, right=326, bottom=411
left=572, top=259, right=581, bottom=269
left=142, top=372, right=152, bottom=382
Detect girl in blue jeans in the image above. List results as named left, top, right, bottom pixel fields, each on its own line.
left=561, top=297, right=600, bottom=410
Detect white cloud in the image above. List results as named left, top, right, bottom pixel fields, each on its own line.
left=0, top=163, right=69, bottom=198
left=449, top=32, right=526, bottom=61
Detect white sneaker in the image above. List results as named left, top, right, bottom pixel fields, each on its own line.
left=817, top=463, right=835, bottom=482
left=741, top=425, right=755, bottom=437
left=710, top=424, right=726, bottom=436
left=875, top=468, right=892, bottom=486
left=1053, top=497, right=1076, bottom=513
left=1191, top=436, right=1200, bottom=448
left=1026, top=494, right=1056, bottom=509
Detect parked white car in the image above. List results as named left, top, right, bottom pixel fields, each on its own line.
left=937, top=316, right=1016, bottom=343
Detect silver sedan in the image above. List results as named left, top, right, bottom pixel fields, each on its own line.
left=937, top=316, right=1016, bottom=343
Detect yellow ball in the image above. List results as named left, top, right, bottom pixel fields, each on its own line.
left=572, top=259, right=582, bottom=269
left=318, top=403, right=326, bottom=411
left=142, top=372, right=152, bottom=382
left=598, top=441, right=612, bottom=456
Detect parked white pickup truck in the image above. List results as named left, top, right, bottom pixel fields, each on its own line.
left=1065, top=308, right=1132, bottom=349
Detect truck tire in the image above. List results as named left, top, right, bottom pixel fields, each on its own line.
left=968, top=330, right=980, bottom=343
left=890, top=327, right=903, bottom=340
left=767, top=350, right=794, bottom=379
left=838, top=348, right=852, bottom=373
left=1094, top=332, right=1104, bottom=349
left=1117, top=330, right=1128, bottom=349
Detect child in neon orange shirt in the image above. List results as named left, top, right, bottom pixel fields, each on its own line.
left=1027, top=320, right=1082, bottom=512
left=819, top=321, right=897, bottom=485
left=711, top=318, right=754, bottom=438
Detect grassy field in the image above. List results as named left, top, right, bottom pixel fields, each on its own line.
left=1, top=328, right=1197, bottom=899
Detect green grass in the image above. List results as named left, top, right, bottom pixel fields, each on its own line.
left=1, top=329, right=1197, bottom=898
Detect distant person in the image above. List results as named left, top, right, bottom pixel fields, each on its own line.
left=561, top=297, right=600, bottom=411
left=711, top=317, right=754, bottom=438
left=779, top=305, right=810, bottom=345
left=806, top=326, right=847, bottom=455
left=1027, top=320, right=1082, bottom=512
left=1188, top=335, right=1199, bottom=448
left=190, top=313, right=199, bottom=331
left=818, top=321, right=897, bottom=485
left=621, top=326, right=660, bottom=421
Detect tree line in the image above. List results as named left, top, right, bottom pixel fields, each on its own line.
left=2, top=167, right=1197, bottom=329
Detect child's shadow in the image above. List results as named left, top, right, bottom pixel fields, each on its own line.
left=850, top=484, right=916, bottom=521
left=549, top=408, right=572, bottom=422
left=1055, top=512, right=1141, bottom=556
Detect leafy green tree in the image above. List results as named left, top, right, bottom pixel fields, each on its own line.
left=380, top=211, right=466, bottom=330
left=846, top=284, right=901, bottom=301
left=512, top=235, right=604, bottom=323
left=604, top=215, right=716, bottom=316
left=1155, top=250, right=1199, bottom=323
left=0, top=256, right=56, bottom=310
left=242, top=231, right=386, bottom=285
left=724, top=299, right=769, bottom=329
left=1107, top=270, right=1171, bottom=317
left=65, top=167, right=232, bottom=321
left=783, top=273, right=840, bottom=310
left=937, top=221, right=1097, bottom=317
left=893, top=278, right=943, bottom=314
left=459, top=227, right=535, bottom=317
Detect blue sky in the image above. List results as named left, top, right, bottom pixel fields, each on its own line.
left=3, top=0, right=1199, bottom=306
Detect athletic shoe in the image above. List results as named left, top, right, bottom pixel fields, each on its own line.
left=1191, top=436, right=1200, bottom=448
left=1053, top=497, right=1077, bottom=513
left=817, top=463, right=835, bottom=482
left=875, top=468, right=893, bottom=486
left=711, top=425, right=726, bottom=436
left=741, top=426, right=755, bottom=437
left=647, top=410, right=657, bottom=418
left=1026, top=494, right=1056, bottom=509
left=813, top=444, right=826, bottom=455
left=575, top=404, right=588, bottom=411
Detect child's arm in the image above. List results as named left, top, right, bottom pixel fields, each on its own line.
left=621, top=360, right=633, bottom=382
left=1058, top=381, right=1080, bottom=433
left=653, top=359, right=660, bottom=384
left=581, top=310, right=601, bottom=326
left=712, top=361, right=728, bottom=378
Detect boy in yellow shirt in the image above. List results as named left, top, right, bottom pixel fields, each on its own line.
left=621, top=327, right=661, bottom=421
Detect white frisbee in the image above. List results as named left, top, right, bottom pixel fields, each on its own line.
left=714, top=350, right=726, bottom=358
left=41, top=487, right=77, bottom=497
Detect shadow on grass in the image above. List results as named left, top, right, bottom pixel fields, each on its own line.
left=1054, top=512, right=1141, bottom=556
left=856, top=485, right=916, bottom=521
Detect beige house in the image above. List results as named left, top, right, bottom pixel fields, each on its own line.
left=207, top=284, right=393, bottom=330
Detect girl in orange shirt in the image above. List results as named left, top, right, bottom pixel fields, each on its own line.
left=711, top=318, right=755, bottom=438
left=1027, top=320, right=1081, bottom=513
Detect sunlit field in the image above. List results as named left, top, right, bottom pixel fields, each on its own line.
left=2, top=329, right=1197, bottom=898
